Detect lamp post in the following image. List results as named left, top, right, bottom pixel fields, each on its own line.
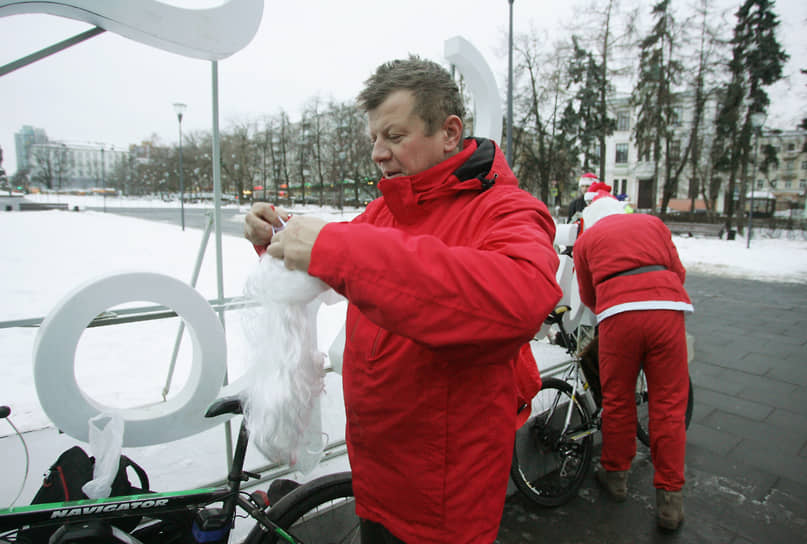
left=506, top=0, right=514, bottom=165
left=746, top=111, right=766, bottom=248
left=101, top=146, right=106, bottom=213
left=173, top=102, right=187, bottom=230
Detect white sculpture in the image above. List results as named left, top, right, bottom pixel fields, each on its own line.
left=0, top=0, right=264, bottom=60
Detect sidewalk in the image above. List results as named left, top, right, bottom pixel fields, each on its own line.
left=497, top=273, right=807, bottom=543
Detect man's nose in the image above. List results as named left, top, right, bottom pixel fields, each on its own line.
left=372, top=139, right=391, bottom=163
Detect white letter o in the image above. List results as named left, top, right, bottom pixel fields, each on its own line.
left=33, top=272, right=244, bottom=446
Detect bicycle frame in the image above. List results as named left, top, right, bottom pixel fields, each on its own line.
left=0, top=418, right=300, bottom=544
left=558, top=362, right=600, bottom=442
left=556, top=322, right=599, bottom=413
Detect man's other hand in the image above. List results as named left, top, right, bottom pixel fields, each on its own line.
left=267, top=215, right=327, bottom=272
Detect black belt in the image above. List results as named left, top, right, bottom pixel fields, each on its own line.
left=604, top=264, right=666, bottom=282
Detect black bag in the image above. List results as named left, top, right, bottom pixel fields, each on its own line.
left=19, top=446, right=151, bottom=543
left=31, top=445, right=150, bottom=503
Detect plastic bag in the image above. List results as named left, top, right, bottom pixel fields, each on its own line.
left=81, top=413, right=124, bottom=499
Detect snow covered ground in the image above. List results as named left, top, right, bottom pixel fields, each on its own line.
left=1, top=195, right=805, bottom=510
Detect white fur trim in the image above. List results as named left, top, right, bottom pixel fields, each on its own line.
left=596, top=301, right=695, bottom=323
left=581, top=196, right=626, bottom=229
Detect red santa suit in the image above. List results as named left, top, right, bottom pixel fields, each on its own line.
left=574, top=197, right=693, bottom=491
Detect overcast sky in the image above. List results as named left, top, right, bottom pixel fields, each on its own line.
left=1, top=0, right=804, bottom=175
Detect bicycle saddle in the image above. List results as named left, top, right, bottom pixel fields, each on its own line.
left=205, top=396, right=243, bottom=418
left=544, top=305, right=571, bottom=326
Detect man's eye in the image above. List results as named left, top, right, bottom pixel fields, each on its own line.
left=388, top=134, right=403, bottom=142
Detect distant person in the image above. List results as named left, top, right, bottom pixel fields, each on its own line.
left=567, top=172, right=598, bottom=222
left=573, top=193, right=693, bottom=531
left=244, top=56, right=562, bottom=543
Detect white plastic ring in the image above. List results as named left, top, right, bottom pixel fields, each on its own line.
left=33, top=272, right=242, bottom=446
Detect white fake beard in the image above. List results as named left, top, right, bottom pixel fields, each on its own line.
left=240, top=255, right=330, bottom=474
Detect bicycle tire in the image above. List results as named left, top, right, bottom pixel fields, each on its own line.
left=636, top=373, right=694, bottom=447
left=511, top=378, right=594, bottom=507
left=255, top=471, right=357, bottom=544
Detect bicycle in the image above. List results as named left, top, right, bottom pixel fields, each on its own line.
left=0, top=398, right=358, bottom=544
left=511, top=305, right=694, bottom=507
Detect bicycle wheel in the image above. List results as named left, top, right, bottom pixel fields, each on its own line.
left=636, top=373, right=694, bottom=447
left=256, top=471, right=357, bottom=544
left=510, top=377, right=594, bottom=507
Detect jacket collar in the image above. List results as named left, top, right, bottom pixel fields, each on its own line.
left=377, top=138, right=505, bottom=223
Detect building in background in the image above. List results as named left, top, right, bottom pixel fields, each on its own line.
left=28, top=141, right=128, bottom=191
left=603, top=93, right=725, bottom=213
left=14, top=126, right=129, bottom=192
left=753, top=129, right=807, bottom=216
left=602, top=95, right=806, bottom=217
left=14, top=125, right=48, bottom=174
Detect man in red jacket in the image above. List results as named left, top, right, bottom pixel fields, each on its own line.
left=573, top=195, right=693, bottom=531
left=244, top=56, right=562, bottom=543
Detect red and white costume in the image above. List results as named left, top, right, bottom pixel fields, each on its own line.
left=309, top=138, right=562, bottom=543
left=574, top=207, right=693, bottom=491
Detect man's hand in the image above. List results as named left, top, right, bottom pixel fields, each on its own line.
left=267, top=216, right=327, bottom=272
left=244, top=202, right=289, bottom=247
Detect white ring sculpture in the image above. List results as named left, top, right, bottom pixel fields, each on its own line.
left=33, top=272, right=245, bottom=447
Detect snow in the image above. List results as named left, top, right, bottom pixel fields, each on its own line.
left=0, top=195, right=805, bottom=510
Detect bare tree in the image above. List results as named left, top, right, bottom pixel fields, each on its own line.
left=571, top=0, right=638, bottom=181
left=31, top=146, right=56, bottom=189
left=511, top=31, right=580, bottom=202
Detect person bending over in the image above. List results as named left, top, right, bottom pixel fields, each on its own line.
left=574, top=194, right=692, bottom=531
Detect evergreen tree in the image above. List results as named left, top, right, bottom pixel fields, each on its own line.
left=568, top=37, right=610, bottom=175
left=713, top=0, right=788, bottom=235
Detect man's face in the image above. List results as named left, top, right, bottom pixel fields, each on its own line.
left=368, top=90, right=451, bottom=179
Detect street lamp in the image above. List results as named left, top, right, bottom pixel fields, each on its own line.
left=173, top=102, right=187, bottom=230
left=101, top=146, right=106, bottom=213
left=506, top=0, right=514, bottom=164
left=746, top=111, right=766, bottom=248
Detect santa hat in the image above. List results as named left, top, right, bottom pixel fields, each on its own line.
left=584, top=181, right=612, bottom=202
left=580, top=192, right=627, bottom=230
left=578, top=172, right=598, bottom=188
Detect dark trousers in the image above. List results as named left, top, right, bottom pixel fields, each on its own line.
left=360, top=518, right=407, bottom=544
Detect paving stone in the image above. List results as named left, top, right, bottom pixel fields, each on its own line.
left=730, top=441, right=807, bottom=485
left=695, top=389, right=773, bottom=421
left=765, top=408, right=807, bottom=445
left=724, top=353, right=776, bottom=375
left=737, top=378, right=800, bottom=410
left=766, top=363, right=807, bottom=386
left=686, top=422, right=741, bottom=456
left=691, top=371, right=747, bottom=397
left=774, top=474, right=807, bottom=504
left=701, top=410, right=803, bottom=457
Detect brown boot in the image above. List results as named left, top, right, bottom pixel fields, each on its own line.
left=656, top=489, right=684, bottom=531
left=595, top=468, right=628, bottom=502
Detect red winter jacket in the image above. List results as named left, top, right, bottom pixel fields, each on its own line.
left=308, top=138, right=561, bottom=543
left=573, top=213, right=693, bottom=323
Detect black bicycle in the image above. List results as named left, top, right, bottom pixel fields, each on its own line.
left=511, top=306, right=694, bottom=507
left=0, top=399, right=358, bottom=543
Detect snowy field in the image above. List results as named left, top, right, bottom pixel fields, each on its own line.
left=1, top=194, right=805, bottom=509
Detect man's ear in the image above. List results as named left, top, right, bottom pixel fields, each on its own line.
left=442, top=115, right=463, bottom=152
